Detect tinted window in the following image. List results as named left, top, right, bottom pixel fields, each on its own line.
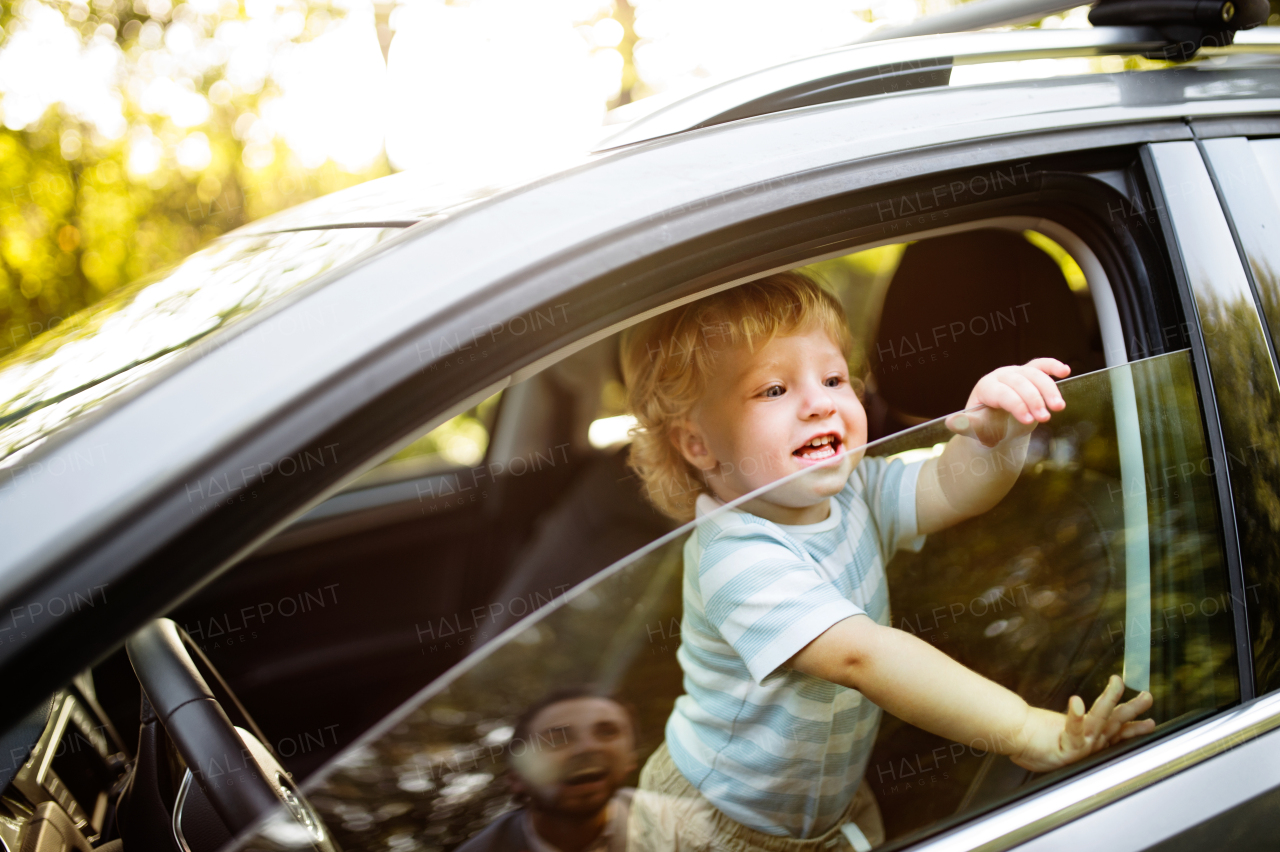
left=268, top=351, right=1235, bottom=851
left=1154, top=139, right=1280, bottom=696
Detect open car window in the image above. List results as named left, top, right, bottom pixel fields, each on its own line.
left=235, top=349, right=1238, bottom=852
left=345, top=392, right=504, bottom=491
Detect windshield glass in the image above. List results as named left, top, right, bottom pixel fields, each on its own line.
left=236, top=350, right=1237, bottom=852
left=0, top=226, right=399, bottom=468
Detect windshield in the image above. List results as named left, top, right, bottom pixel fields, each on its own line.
left=0, top=226, right=399, bottom=470
left=233, top=350, right=1237, bottom=852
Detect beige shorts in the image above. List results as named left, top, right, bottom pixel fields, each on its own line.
left=627, top=742, right=885, bottom=852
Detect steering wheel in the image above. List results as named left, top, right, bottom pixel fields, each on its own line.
left=126, top=618, right=334, bottom=851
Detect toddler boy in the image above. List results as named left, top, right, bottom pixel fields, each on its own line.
left=620, top=271, right=1153, bottom=851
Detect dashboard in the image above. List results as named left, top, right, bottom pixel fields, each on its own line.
left=1, top=674, right=131, bottom=852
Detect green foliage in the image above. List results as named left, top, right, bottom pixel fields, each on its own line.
left=0, top=0, right=391, bottom=359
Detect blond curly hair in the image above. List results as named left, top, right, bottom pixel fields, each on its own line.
left=621, top=271, right=855, bottom=522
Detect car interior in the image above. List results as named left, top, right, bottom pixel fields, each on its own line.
left=9, top=164, right=1243, bottom=851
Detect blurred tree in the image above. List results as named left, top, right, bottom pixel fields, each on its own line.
left=0, top=0, right=391, bottom=357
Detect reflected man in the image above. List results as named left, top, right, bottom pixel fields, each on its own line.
left=458, top=688, right=636, bottom=852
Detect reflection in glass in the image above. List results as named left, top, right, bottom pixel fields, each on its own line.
left=0, top=227, right=398, bottom=468
left=1150, top=140, right=1280, bottom=697
left=260, top=352, right=1235, bottom=852
left=1199, top=138, right=1280, bottom=696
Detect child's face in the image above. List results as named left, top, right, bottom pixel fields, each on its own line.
left=674, top=325, right=866, bottom=525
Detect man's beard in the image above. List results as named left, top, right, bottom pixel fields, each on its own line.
left=526, top=782, right=612, bottom=819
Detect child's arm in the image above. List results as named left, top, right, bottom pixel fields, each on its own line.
left=788, top=614, right=1154, bottom=771
left=915, top=358, right=1071, bottom=536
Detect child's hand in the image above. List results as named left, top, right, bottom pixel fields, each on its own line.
left=1011, top=675, right=1156, bottom=772
left=945, top=358, right=1071, bottom=448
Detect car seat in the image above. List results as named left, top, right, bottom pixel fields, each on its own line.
left=866, top=229, right=1098, bottom=441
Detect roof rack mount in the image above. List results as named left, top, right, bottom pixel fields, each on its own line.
left=863, top=0, right=1272, bottom=61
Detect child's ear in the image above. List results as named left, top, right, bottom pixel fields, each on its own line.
left=670, top=420, right=717, bottom=471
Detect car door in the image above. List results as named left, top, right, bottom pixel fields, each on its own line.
left=7, top=68, right=1278, bottom=852
left=194, top=124, right=1273, bottom=852
left=145, top=137, right=1181, bottom=793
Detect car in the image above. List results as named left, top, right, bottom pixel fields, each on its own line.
left=3, top=1, right=1280, bottom=850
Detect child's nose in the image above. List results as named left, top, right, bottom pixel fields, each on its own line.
left=800, top=385, right=837, bottom=418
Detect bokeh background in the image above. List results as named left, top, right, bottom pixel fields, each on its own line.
left=2, top=0, right=1278, bottom=358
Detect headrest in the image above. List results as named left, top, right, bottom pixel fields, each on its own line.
left=872, top=229, right=1089, bottom=419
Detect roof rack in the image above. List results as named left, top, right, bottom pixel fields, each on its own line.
left=596, top=25, right=1280, bottom=151
left=858, top=0, right=1269, bottom=55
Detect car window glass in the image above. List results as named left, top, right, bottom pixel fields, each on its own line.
left=1154, top=139, right=1280, bottom=697
left=253, top=350, right=1237, bottom=852
left=1239, top=138, right=1280, bottom=356
left=0, top=227, right=401, bottom=469
left=1252, top=140, right=1280, bottom=207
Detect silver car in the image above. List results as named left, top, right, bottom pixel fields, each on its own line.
left=3, top=3, right=1280, bottom=851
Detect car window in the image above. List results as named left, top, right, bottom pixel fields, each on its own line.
left=345, top=392, right=503, bottom=490
left=0, top=227, right=402, bottom=471
left=1158, top=138, right=1280, bottom=697
left=264, top=349, right=1236, bottom=852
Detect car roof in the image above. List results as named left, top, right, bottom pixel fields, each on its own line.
left=186, top=27, right=1280, bottom=232
left=597, top=26, right=1187, bottom=149
left=228, top=160, right=595, bottom=235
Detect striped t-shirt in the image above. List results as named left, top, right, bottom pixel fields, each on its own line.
left=665, top=455, right=926, bottom=838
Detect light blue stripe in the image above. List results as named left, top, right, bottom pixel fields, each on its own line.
left=683, top=680, right=851, bottom=743
left=737, top=583, right=852, bottom=665
left=704, top=555, right=814, bottom=627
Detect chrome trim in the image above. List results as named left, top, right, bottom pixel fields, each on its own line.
left=172, top=769, right=195, bottom=852
left=915, top=691, right=1280, bottom=851
left=598, top=27, right=1280, bottom=149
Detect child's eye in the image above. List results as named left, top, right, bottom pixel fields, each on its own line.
left=824, top=376, right=843, bottom=388
left=762, top=385, right=784, bottom=398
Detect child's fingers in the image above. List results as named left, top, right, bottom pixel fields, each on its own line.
left=1063, top=695, right=1087, bottom=751
left=1025, top=357, right=1072, bottom=379
left=980, top=379, right=1035, bottom=424
left=1084, top=675, right=1125, bottom=737
left=1019, top=365, right=1066, bottom=412
left=999, top=371, right=1054, bottom=422
left=1102, top=691, right=1153, bottom=740
left=1113, top=719, right=1157, bottom=742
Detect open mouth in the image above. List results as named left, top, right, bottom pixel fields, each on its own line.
left=564, top=767, right=609, bottom=787
left=793, top=433, right=842, bottom=463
